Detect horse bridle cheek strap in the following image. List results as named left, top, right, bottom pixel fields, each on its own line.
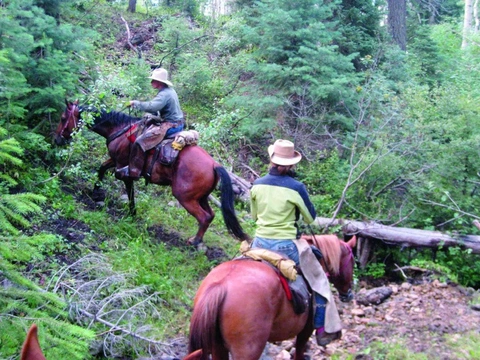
left=338, top=244, right=355, bottom=301
left=60, top=105, right=79, bottom=138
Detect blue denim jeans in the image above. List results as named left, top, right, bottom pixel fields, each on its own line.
left=251, top=237, right=327, bottom=328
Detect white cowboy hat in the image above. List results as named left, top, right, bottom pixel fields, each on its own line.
left=268, top=139, right=302, bottom=166
left=148, top=68, right=173, bottom=87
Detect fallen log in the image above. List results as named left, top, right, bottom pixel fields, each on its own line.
left=227, top=170, right=251, bottom=202
left=314, top=217, right=480, bottom=254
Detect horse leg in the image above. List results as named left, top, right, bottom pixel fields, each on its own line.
left=92, top=158, right=116, bottom=204
left=293, top=313, right=314, bottom=360
left=98, top=157, right=115, bottom=182
left=211, top=343, right=229, bottom=360
left=177, top=196, right=214, bottom=246
left=124, top=179, right=136, bottom=216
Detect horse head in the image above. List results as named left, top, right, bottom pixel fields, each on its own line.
left=54, top=99, right=80, bottom=146
left=301, top=234, right=356, bottom=302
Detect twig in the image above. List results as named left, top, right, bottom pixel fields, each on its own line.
left=79, top=308, right=169, bottom=346
left=394, top=263, right=407, bottom=280
left=120, top=16, right=140, bottom=58
left=420, top=198, right=480, bottom=220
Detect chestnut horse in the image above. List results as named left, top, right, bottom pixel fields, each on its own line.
left=184, top=234, right=356, bottom=360
left=20, top=324, right=46, bottom=360
left=54, top=100, right=248, bottom=245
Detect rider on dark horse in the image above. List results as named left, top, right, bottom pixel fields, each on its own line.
left=249, top=139, right=343, bottom=346
left=116, top=68, right=185, bottom=180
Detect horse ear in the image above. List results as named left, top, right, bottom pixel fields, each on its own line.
left=73, top=99, right=79, bottom=105
left=65, top=99, right=69, bottom=106
left=20, top=324, right=46, bottom=360
left=346, top=235, right=357, bottom=249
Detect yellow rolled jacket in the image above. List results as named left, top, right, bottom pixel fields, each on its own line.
left=250, top=168, right=316, bottom=240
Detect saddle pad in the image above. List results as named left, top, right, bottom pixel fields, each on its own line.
left=240, top=242, right=297, bottom=281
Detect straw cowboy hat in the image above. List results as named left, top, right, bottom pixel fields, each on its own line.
left=148, top=68, right=173, bottom=87
left=268, top=139, right=302, bottom=166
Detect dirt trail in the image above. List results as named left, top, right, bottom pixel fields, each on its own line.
left=256, top=278, right=480, bottom=360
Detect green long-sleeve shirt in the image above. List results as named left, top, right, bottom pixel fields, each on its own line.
left=250, top=168, right=316, bottom=239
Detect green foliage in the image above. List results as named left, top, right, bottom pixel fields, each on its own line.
left=359, top=262, right=386, bottom=279
left=298, top=150, right=348, bottom=216
left=335, top=0, right=383, bottom=71
left=432, top=247, right=480, bottom=287
left=225, top=0, right=360, bottom=136
left=445, top=331, right=480, bottom=360
left=357, top=338, right=429, bottom=360
left=0, top=125, right=46, bottom=234
left=0, top=260, right=95, bottom=359
left=410, top=257, right=458, bottom=284
left=0, top=0, right=96, bottom=132
left=408, top=25, right=444, bottom=87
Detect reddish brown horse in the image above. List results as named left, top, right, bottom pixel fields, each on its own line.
left=54, top=100, right=248, bottom=245
left=184, top=234, right=356, bottom=360
left=20, top=324, right=46, bottom=360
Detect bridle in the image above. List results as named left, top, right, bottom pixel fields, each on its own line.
left=338, top=243, right=355, bottom=302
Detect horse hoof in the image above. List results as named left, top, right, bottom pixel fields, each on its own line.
left=187, top=238, right=203, bottom=249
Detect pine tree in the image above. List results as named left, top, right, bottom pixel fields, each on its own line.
left=226, top=0, right=359, bottom=136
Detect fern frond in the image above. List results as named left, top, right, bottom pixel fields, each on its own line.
left=0, top=138, right=23, bottom=166
left=0, top=193, right=46, bottom=234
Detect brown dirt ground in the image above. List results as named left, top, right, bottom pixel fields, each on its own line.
left=261, top=278, right=480, bottom=360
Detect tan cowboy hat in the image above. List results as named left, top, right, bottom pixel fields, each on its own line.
left=268, top=139, right=302, bottom=166
left=148, top=68, right=173, bottom=87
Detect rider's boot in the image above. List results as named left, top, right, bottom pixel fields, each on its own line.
left=315, top=327, right=342, bottom=347
left=115, top=143, right=144, bottom=180
left=313, top=293, right=342, bottom=346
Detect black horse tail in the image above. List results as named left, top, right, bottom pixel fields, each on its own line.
left=188, top=283, right=227, bottom=359
left=214, top=166, right=249, bottom=241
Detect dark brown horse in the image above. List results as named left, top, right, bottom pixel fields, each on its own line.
left=184, top=234, right=356, bottom=360
left=54, top=100, right=248, bottom=245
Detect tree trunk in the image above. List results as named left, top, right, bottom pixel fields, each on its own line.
left=387, top=0, right=407, bottom=51
left=127, top=0, right=136, bottom=13
left=314, top=217, right=480, bottom=254
left=462, top=0, right=474, bottom=48
left=474, top=0, right=479, bottom=32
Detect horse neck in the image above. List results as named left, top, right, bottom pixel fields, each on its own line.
left=89, top=111, right=138, bottom=139
left=315, top=237, right=341, bottom=275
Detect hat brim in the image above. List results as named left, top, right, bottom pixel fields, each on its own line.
left=148, top=76, right=173, bottom=87
left=268, top=144, right=302, bottom=166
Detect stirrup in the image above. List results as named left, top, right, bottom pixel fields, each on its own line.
left=115, top=166, right=130, bottom=180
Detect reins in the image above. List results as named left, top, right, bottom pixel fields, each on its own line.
left=106, top=122, right=140, bottom=145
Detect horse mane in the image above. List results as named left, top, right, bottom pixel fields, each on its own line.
left=80, top=106, right=141, bottom=127
left=305, top=235, right=342, bottom=275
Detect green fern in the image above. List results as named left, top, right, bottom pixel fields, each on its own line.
left=0, top=260, right=95, bottom=359
left=0, top=126, right=46, bottom=234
